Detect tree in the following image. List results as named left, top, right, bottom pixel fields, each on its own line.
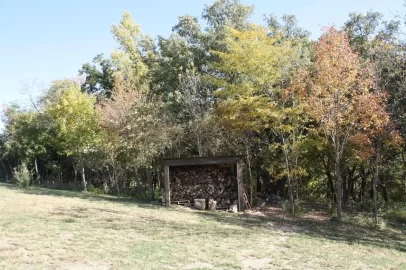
left=295, top=28, right=376, bottom=220
left=174, top=70, right=214, bottom=157
left=202, top=0, right=254, bottom=31
left=264, top=14, right=311, bottom=40
left=211, top=25, right=298, bottom=130
left=79, top=11, right=156, bottom=99
left=353, top=91, right=401, bottom=224
left=344, top=12, right=406, bottom=201
left=270, top=84, right=310, bottom=214
left=344, top=11, right=400, bottom=58
left=97, top=78, right=139, bottom=196
left=2, top=107, right=50, bottom=184
left=45, top=83, right=99, bottom=191
left=79, top=54, right=115, bottom=97
left=110, top=11, right=156, bottom=90
left=211, top=25, right=303, bottom=208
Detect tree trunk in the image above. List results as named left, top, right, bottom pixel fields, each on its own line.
left=373, top=165, right=379, bottom=225
left=373, top=138, right=384, bottom=225
left=157, top=167, right=162, bottom=190
left=0, top=161, right=9, bottom=181
left=381, top=183, right=388, bottom=202
left=135, top=167, right=140, bottom=195
left=283, top=145, right=294, bottom=215
left=115, top=171, right=121, bottom=198
left=293, top=154, right=299, bottom=201
left=81, top=157, right=87, bottom=191
left=8, top=160, right=13, bottom=176
left=350, top=175, right=356, bottom=202
left=73, top=162, right=78, bottom=182
left=335, top=146, right=342, bottom=220
left=327, top=171, right=336, bottom=211
left=402, top=150, right=406, bottom=201
left=146, top=167, right=154, bottom=200
left=288, top=176, right=294, bottom=214
left=34, top=158, right=41, bottom=185
left=344, top=165, right=356, bottom=205
left=359, top=166, right=367, bottom=203
left=342, top=171, right=348, bottom=206
left=197, top=135, right=203, bottom=157
left=245, top=146, right=253, bottom=207
left=256, top=162, right=262, bottom=193
left=333, top=92, right=342, bottom=220
left=321, top=154, right=336, bottom=210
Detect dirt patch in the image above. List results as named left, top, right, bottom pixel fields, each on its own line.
left=60, top=262, right=111, bottom=270
left=302, top=211, right=330, bottom=222
left=241, top=258, right=272, bottom=270
left=184, top=262, right=214, bottom=269
left=59, top=233, right=75, bottom=240
left=0, top=241, right=14, bottom=252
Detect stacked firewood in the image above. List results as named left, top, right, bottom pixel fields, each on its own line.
left=170, top=165, right=238, bottom=207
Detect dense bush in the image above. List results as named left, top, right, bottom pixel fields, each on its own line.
left=40, top=181, right=83, bottom=191
left=87, top=183, right=104, bottom=194
left=283, top=200, right=305, bottom=215
left=386, top=206, right=406, bottom=223
left=13, top=163, right=31, bottom=189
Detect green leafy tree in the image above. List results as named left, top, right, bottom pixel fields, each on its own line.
left=202, top=0, right=254, bottom=31
left=45, top=83, right=99, bottom=191
left=2, top=107, right=50, bottom=184
left=79, top=54, right=115, bottom=97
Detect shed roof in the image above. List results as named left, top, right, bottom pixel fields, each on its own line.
left=163, top=155, right=243, bottom=167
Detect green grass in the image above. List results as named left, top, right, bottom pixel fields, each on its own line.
left=0, top=183, right=405, bottom=269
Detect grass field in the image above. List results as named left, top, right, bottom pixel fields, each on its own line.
left=0, top=183, right=405, bottom=270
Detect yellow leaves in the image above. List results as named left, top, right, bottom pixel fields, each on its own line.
left=215, top=95, right=273, bottom=132
left=212, top=25, right=297, bottom=92
left=45, top=83, right=99, bottom=156
left=110, top=11, right=151, bottom=90
left=212, top=24, right=300, bottom=135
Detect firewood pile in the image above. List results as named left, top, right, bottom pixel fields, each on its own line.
left=170, top=165, right=238, bottom=208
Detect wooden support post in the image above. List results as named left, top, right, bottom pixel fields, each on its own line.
left=237, top=161, right=245, bottom=212
left=164, top=165, right=170, bottom=207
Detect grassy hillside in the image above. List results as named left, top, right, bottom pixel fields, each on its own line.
left=0, top=183, right=405, bottom=270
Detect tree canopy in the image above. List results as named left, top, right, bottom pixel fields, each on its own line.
left=2, top=0, right=406, bottom=224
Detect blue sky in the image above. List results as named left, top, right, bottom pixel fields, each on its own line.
left=0, top=0, right=404, bottom=108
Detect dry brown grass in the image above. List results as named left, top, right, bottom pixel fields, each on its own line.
left=0, top=183, right=405, bottom=270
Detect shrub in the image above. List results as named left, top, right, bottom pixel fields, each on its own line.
left=87, top=184, right=104, bottom=194
left=13, top=163, right=32, bottom=189
left=343, top=213, right=388, bottom=230
left=87, top=183, right=95, bottom=192
left=41, top=181, right=83, bottom=191
left=347, top=214, right=375, bottom=227
left=282, top=200, right=304, bottom=215
left=386, top=209, right=406, bottom=223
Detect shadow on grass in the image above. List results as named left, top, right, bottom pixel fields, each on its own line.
left=1, top=183, right=405, bottom=252
left=191, top=209, right=406, bottom=253
left=0, top=182, right=154, bottom=207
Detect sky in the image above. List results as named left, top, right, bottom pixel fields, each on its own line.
left=0, top=0, right=404, bottom=110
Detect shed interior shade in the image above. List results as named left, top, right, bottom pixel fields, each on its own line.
left=163, top=155, right=245, bottom=211
left=163, top=156, right=243, bottom=167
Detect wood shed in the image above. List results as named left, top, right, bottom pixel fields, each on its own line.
left=163, top=156, right=245, bottom=211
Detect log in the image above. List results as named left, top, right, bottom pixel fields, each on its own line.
left=194, top=199, right=206, bottom=210
left=169, top=165, right=238, bottom=208
left=208, top=199, right=217, bottom=211
left=229, top=204, right=238, bottom=213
